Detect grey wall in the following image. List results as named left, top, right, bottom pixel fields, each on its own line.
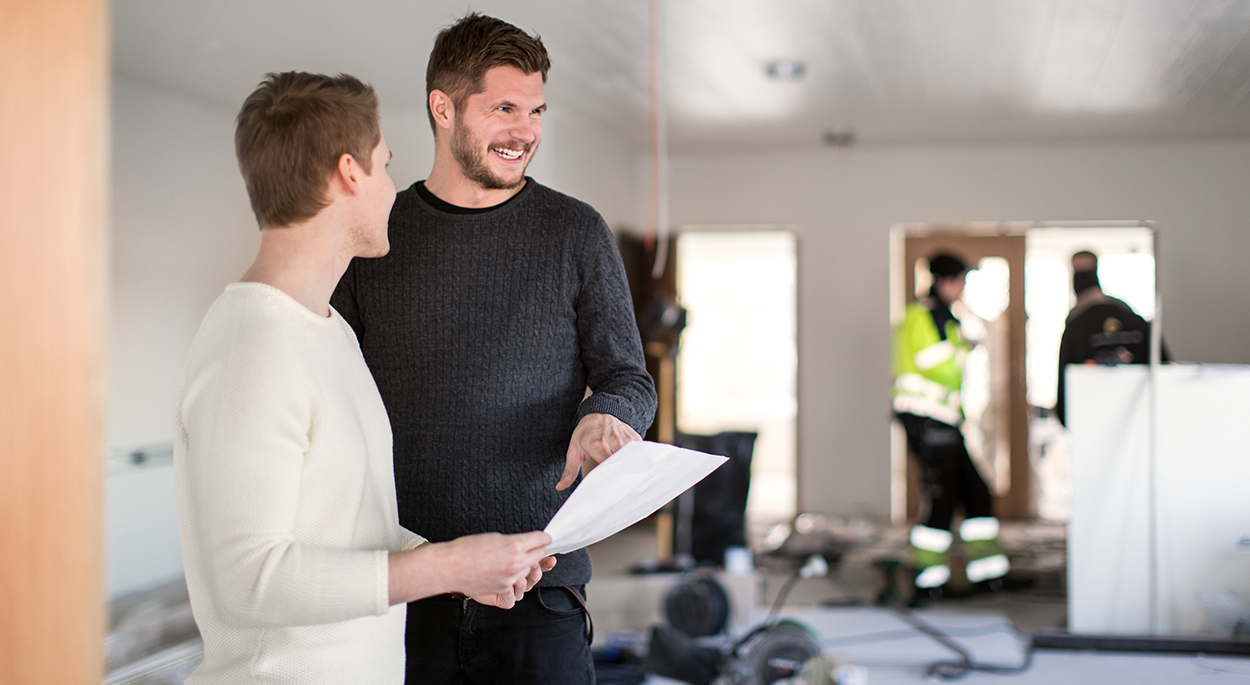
left=667, top=139, right=1250, bottom=518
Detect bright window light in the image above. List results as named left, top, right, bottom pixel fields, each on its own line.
left=677, top=230, right=797, bottom=524
left=1098, top=253, right=1156, bottom=319
left=964, top=257, right=1010, bottom=321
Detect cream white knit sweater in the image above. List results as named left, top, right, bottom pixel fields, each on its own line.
left=174, top=283, right=423, bottom=684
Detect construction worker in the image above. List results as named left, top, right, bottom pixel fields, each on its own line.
left=1055, top=250, right=1168, bottom=427
left=893, top=252, right=1009, bottom=591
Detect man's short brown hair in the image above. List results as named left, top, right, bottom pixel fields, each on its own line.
left=235, top=71, right=380, bottom=228
left=425, top=12, right=551, bottom=132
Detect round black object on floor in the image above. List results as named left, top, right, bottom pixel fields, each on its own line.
left=725, top=622, right=821, bottom=685
left=665, top=576, right=732, bottom=637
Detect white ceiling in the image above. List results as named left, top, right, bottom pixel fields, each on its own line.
left=113, top=0, right=1250, bottom=150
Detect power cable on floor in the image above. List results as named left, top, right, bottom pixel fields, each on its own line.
left=1192, top=654, right=1250, bottom=676
left=765, top=570, right=804, bottom=623
left=819, top=622, right=1026, bottom=649
left=895, top=608, right=1035, bottom=680
left=726, top=567, right=805, bottom=655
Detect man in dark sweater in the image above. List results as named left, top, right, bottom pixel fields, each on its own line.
left=331, top=13, right=656, bottom=685
left=1055, top=250, right=1167, bottom=426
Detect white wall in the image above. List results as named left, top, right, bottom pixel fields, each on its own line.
left=530, top=110, right=647, bottom=231
left=108, top=78, right=254, bottom=597
left=110, top=79, right=257, bottom=450
left=106, top=77, right=645, bottom=597
left=667, top=139, right=1250, bottom=518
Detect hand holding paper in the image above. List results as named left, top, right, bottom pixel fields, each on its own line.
left=557, top=412, right=642, bottom=491
left=543, top=440, right=727, bottom=556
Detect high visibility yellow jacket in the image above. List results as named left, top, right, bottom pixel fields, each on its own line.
left=892, top=299, right=969, bottom=426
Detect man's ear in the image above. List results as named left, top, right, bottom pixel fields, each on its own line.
left=331, top=152, right=362, bottom=195
left=429, top=89, right=454, bottom=132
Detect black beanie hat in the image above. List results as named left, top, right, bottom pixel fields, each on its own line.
left=928, top=253, right=967, bottom=278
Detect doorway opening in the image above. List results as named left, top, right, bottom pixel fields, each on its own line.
left=891, top=228, right=1028, bottom=524
left=889, top=222, right=1157, bottom=524
left=1024, top=225, right=1156, bottom=522
left=675, top=228, right=798, bottom=527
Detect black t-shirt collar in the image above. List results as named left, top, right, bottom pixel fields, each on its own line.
left=413, top=179, right=529, bottom=214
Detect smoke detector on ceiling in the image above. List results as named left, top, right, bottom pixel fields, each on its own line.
left=765, top=60, right=806, bottom=81
left=822, top=129, right=856, bottom=147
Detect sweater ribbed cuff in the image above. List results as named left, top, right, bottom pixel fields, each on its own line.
left=576, top=394, right=643, bottom=434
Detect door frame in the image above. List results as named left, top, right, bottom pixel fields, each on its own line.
left=889, top=223, right=1032, bottom=521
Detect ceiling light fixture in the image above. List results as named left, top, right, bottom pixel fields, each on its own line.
left=765, top=60, right=806, bottom=81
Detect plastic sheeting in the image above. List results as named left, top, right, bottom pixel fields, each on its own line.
left=1068, top=364, right=1250, bottom=635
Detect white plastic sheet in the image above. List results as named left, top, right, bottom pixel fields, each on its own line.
left=1068, top=364, right=1250, bottom=634
left=544, top=440, right=727, bottom=556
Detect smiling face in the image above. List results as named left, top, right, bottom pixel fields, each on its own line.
left=449, top=65, right=546, bottom=191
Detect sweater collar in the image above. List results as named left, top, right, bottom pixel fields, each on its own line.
left=413, top=178, right=533, bottom=215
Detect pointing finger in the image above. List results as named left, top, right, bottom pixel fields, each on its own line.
left=555, top=452, right=582, bottom=491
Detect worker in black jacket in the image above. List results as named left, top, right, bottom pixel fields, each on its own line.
left=1056, top=250, right=1168, bottom=426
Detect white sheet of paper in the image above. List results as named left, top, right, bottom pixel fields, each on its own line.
left=544, top=440, right=728, bottom=556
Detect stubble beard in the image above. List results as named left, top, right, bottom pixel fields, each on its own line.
left=350, top=220, right=390, bottom=258
left=451, top=119, right=533, bottom=191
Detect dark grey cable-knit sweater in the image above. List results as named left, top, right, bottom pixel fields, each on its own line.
left=331, top=179, right=656, bottom=587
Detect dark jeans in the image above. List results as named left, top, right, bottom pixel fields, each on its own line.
left=404, top=585, right=594, bottom=685
left=897, top=412, right=993, bottom=531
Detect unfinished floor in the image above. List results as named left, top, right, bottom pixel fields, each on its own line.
left=584, top=518, right=1250, bottom=684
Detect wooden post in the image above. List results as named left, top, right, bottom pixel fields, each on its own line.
left=0, top=0, right=109, bottom=682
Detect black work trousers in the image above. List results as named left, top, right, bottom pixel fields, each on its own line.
left=404, top=585, right=593, bottom=685
left=897, top=412, right=993, bottom=532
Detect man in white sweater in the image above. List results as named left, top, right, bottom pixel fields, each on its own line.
left=174, top=71, right=554, bottom=684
